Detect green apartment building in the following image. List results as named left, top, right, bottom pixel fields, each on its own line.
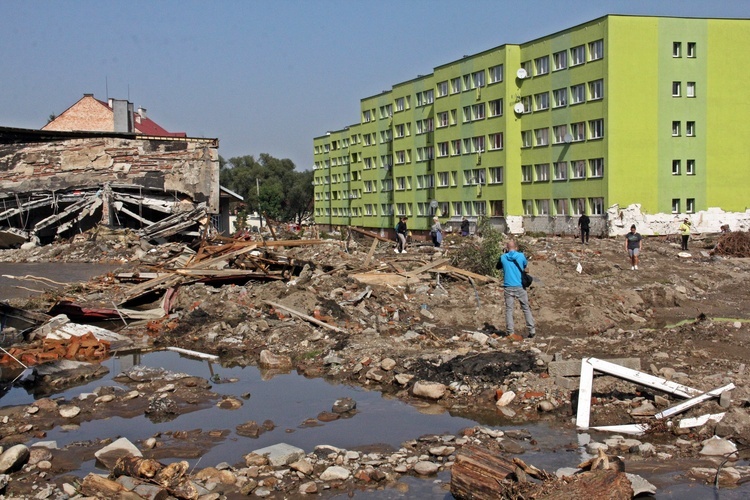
left=312, top=15, right=750, bottom=234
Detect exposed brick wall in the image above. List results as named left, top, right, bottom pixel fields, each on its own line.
left=42, top=96, right=113, bottom=132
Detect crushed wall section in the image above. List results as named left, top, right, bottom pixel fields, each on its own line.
left=0, top=130, right=219, bottom=212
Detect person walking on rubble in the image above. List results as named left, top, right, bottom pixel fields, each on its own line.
left=460, top=217, right=470, bottom=237
left=679, top=218, right=692, bottom=251
left=395, top=216, right=408, bottom=253
left=625, top=224, right=643, bottom=270
left=497, top=239, right=535, bottom=338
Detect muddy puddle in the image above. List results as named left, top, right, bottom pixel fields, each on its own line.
left=2, top=349, right=747, bottom=498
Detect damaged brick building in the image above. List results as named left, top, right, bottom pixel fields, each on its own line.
left=0, top=94, right=234, bottom=248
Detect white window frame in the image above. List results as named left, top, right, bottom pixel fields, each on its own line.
left=687, top=81, right=696, bottom=98
left=437, top=111, right=449, bottom=128
left=523, top=199, right=533, bottom=215
left=488, top=98, right=503, bottom=117
left=472, top=103, right=485, bottom=120
left=686, top=159, right=695, bottom=175
left=437, top=81, right=449, bottom=98
left=589, top=39, right=603, bottom=61
left=571, top=84, right=585, bottom=104
left=553, top=50, right=567, bottom=71
left=554, top=161, right=568, bottom=180
left=672, top=81, right=681, bottom=97
left=536, top=199, right=550, bottom=215
left=686, top=198, right=695, bottom=213
left=672, top=159, right=681, bottom=175
left=687, top=42, right=696, bottom=58
left=452, top=202, right=462, bottom=216
left=534, top=92, right=549, bottom=111
left=450, top=77, right=461, bottom=94
left=534, top=56, right=549, bottom=75
left=571, top=160, right=586, bottom=179
left=395, top=97, right=405, bottom=112
left=571, top=122, right=585, bottom=142
left=521, top=95, right=532, bottom=114
left=555, top=198, right=569, bottom=215
left=671, top=198, right=680, bottom=214
left=489, top=166, right=503, bottom=184
left=473, top=70, right=485, bottom=88
left=570, top=45, right=585, bottom=66
left=521, top=130, right=532, bottom=148
left=473, top=200, right=486, bottom=216
left=589, top=79, right=603, bottom=100
left=672, top=121, right=681, bottom=136
left=686, top=121, right=695, bottom=137
left=438, top=172, right=449, bottom=187
left=489, top=64, right=503, bottom=84
left=437, top=142, right=449, bottom=158
left=489, top=133, right=503, bottom=151
left=673, top=42, right=682, bottom=58
left=535, top=163, right=550, bottom=182
left=553, top=88, right=567, bottom=108
left=590, top=197, right=604, bottom=215
left=553, top=125, right=568, bottom=144
left=534, top=128, right=549, bottom=147
left=589, top=158, right=604, bottom=178
left=589, top=119, right=604, bottom=139
left=521, top=165, right=532, bottom=183
left=451, top=139, right=461, bottom=156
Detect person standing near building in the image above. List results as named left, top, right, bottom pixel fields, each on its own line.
left=625, top=224, right=643, bottom=270
left=497, top=239, right=535, bottom=338
left=679, top=218, right=692, bottom=251
left=430, top=216, right=443, bottom=247
left=395, top=217, right=408, bottom=253
left=577, top=213, right=590, bottom=244
left=460, top=217, right=470, bottom=237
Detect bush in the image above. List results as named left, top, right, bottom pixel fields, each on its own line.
left=450, top=217, right=504, bottom=277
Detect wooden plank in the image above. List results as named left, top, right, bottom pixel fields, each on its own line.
left=576, top=358, right=595, bottom=429
left=349, top=226, right=394, bottom=243
left=450, top=445, right=516, bottom=500
left=587, top=357, right=699, bottom=398
left=405, top=258, right=450, bottom=277
left=655, top=383, right=735, bottom=419
left=363, top=238, right=379, bottom=267
left=433, top=264, right=497, bottom=283
left=264, top=300, right=347, bottom=333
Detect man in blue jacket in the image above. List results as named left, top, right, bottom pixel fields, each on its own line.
left=497, top=239, right=535, bottom=338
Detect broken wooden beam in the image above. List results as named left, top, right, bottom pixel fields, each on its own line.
left=449, top=444, right=518, bottom=500
left=349, top=225, right=394, bottom=242
left=263, top=300, right=347, bottom=334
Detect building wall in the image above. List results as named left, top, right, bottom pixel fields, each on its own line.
left=313, top=15, right=750, bottom=234
left=0, top=129, right=220, bottom=212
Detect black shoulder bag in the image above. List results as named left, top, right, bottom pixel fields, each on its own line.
left=512, top=258, right=533, bottom=289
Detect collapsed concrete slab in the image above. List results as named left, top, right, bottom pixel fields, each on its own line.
left=0, top=126, right=220, bottom=247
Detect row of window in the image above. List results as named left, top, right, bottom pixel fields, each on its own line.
left=523, top=119, right=604, bottom=148
left=672, top=121, right=696, bottom=137
left=672, top=81, right=697, bottom=98
left=522, top=159, right=604, bottom=182
left=520, top=80, right=603, bottom=113
left=521, top=39, right=603, bottom=78
left=524, top=197, right=604, bottom=216
left=672, top=198, right=696, bottom=214
left=673, top=42, right=697, bottom=58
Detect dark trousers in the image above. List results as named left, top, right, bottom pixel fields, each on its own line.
left=681, top=235, right=689, bottom=251
left=580, top=228, right=589, bottom=243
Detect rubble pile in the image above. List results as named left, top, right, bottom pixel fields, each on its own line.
left=0, top=225, right=749, bottom=497
left=711, top=230, right=750, bottom=257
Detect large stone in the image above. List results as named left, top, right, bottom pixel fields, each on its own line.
left=332, top=397, right=356, bottom=413
left=250, top=443, right=305, bottom=467
left=626, top=473, right=657, bottom=496
left=412, top=381, right=447, bottom=400
left=258, top=350, right=292, bottom=370
left=320, top=466, right=351, bottom=481
left=699, top=436, right=737, bottom=457
left=413, top=461, right=439, bottom=475
left=0, top=444, right=30, bottom=473
left=94, top=437, right=142, bottom=470
left=495, top=391, right=516, bottom=407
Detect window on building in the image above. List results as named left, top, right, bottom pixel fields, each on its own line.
left=521, top=95, right=532, bottom=113
left=437, top=171, right=449, bottom=187
left=462, top=106, right=472, bottom=123
left=672, top=81, right=681, bottom=97
left=521, top=165, right=532, bottom=182
left=437, top=142, right=449, bottom=157
left=489, top=133, right=503, bottom=150
left=535, top=92, right=549, bottom=111
left=364, top=204, right=374, bottom=216
left=490, top=200, right=505, bottom=216
left=589, top=158, right=604, bottom=177
left=553, top=50, right=567, bottom=70
left=381, top=155, right=392, bottom=169
left=571, top=45, right=585, bottom=66
left=381, top=179, right=393, bottom=191
left=571, top=122, right=585, bottom=141
left=589, top=119, right=604, bottom=139
left=489, top=64, right=503, bottom=83
left=381, top=204, right=394, bottom=216
left=589, top=39, right=603, bottom=60
left=363, top=180, right=373, bottom=193
left=535, top=163, right=550, bottom=181
left=395, top=176, right=406, bottom=190
left=672, top=160, right=681, bottom=175
left=589, top=79, right=603, bottom=100
left=474, top=201, right=487, bottom=216
left=395, top=124, right=405, bottom=138
left=572, top=198, right=586, bottom=215
left=463, top=74, right=471, bottom=90
left=673, top=42, right=682, bottom=57
left=489, top=166, right=503, bottom=184
left=472, top=103, right=485, bottom=120
left=571, top=84, right=585, bottom=104
left=687, top=42, right=696, bottom=58
left=396, top=150, right=408, bottom=165
left=437, top=81, right=449, bottom=97
left=473, top=70, right=485, bottom=88
left=363, top=157, right=372, bottom=169
left=672, top=121, right=681, bottom=136
left=553, top=88, right=567, bottom=107
left=380, top=130, right=392, bottom=143
left=572, top=160, right=586, bottom=179
left=536, top=199, right=550, bottom=215
left=554, top=162, right=568, bottom=180
left=488, top=98, right=503, bottom=117
left=671, top=198, right=680, bottom=213
left=521, top=60, right=532, bottom=76
left=437, top=112, right=449, bottom=128
left=451, top=139, right=461, bottom=156
left=450, top=77, right=461, bottom=94
left=555, top=198, right=569, bottom=215
left=535, top=128, right=549, bottom=146
left=534, top=55, right=549, bottom=75
left=396, top=203, right=407, bottom=216
left=686, top=121, right=695, bottom=137
left=686, top=198, right=695, bottom=213
left=363, top=110, right=372, bottom=123
left=523, top=199, right=533, bottom=215
left=590, top=197, right=604, bottom=215
left=521, top=130, right=532, bottom=148
left=451, top=202, right=461, bottom=216
left=686, top=159, right=695, bottom=175
left=395, top=97, right=405, bottom=112
left=472, top=136, right=485, bottom=153
left=687, top=81, right=696, bottom=97
left=553, top=125, right=568, bottom=144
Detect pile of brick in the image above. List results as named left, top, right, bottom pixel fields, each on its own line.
left=0, top=332, right=110, bottom=366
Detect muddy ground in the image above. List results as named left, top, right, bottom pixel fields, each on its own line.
left=1, top=228, right=750, bottom=498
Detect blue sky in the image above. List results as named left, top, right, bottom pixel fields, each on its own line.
left=1, top=1, right=747, bottom=171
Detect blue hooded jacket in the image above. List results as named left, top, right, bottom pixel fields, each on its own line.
left=500, top=250, right=527, bottom=287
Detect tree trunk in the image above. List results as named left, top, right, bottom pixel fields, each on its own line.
left=79, top=473, right=142, bottom=499
left=112, top=456, right=163, bottom=479
left=450, top=445, right=518, bottom=500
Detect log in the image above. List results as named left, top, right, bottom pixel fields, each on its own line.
left=79, top=473, right=142, bottom=499
left=112, top=455, right=163, bottom=479
left=449, top=445, right=517, bottom=500
left=536, top=469, right=633, bottom=499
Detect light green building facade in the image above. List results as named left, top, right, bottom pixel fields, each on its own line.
left=313, top=15, right=750, bottom=233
